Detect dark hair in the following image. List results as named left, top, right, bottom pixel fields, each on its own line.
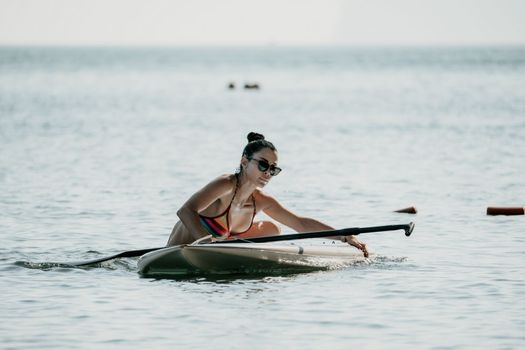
left=242, top=132, right=277, bottom=159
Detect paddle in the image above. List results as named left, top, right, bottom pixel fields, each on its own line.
left=68, top=222, right=414, bottom=266
left=68, top=247, right=164, bottom=267
left=215, top=222, right=415, bottom=244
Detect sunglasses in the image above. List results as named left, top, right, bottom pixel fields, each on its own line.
left=248, top=158, right=282, bottom=176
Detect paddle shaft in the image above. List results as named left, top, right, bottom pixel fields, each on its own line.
left=215, top=222, right=414, bottom=244
left=68, top=222, right=414, bottom=266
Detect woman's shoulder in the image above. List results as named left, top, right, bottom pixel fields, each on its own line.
left=205, top=174, right=237, bottom=192
left=213, top=173, right=237, bottom=183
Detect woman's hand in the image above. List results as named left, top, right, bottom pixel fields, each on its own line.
left=342, top=235, right=369, bottom=257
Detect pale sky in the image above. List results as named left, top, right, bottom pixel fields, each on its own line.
left=0, top=0, right=524, bottom=46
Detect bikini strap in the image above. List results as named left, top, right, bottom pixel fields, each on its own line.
left=251, top=194, right=256, bottom=218
left=229, top=173, right=240, bottom=207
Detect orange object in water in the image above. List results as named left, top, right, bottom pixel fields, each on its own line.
left=486, top=207, right=524, bottom=216
left=394, top=206, right=418, bottom=214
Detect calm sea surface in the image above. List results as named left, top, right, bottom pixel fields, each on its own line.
left=1, top=46, right=524, bottom=349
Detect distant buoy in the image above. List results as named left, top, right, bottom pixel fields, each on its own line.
left=244, top=83, right=260, bottom=90
left=486, top=207, right=524, bottom=216
left=227, top=82, right=235, bottom=89
left=394, top=206, right=418, bottom=214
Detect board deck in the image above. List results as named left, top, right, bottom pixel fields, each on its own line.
left=138, top=243, right=369, bottom=277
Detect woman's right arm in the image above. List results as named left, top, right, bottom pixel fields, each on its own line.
left=177, top=175, right=234, bottom=241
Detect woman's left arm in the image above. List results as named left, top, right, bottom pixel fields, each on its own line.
left=257, top=192, right=369, bottom=257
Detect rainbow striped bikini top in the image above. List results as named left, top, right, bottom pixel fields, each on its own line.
left=199, top=176, right=256, bottom=238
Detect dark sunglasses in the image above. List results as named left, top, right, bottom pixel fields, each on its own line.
left=248, top=158, right=282, bottom=176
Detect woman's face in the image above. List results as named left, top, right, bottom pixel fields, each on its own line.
left=243, top=148, right=280, bottom=187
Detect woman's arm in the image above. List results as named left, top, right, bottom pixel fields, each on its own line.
left=177, top=175, right=234, bottom=241
left=257, top=191, right=369, bottom=257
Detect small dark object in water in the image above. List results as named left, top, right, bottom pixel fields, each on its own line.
left=394, top=206, right=418, bottom=214
left=486, top=207, right=524, bottom=215
left=244, top=83, right=260, bottom=90
left=227, top=82, right=235, bottom=89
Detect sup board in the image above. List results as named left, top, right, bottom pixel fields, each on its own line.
left=137, top=242, right=369, bottom=277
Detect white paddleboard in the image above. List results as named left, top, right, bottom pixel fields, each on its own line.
left=137, top=242, right=369, bottom=277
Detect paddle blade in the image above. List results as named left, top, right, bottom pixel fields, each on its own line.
left=68, top=247, right=164, bottom=267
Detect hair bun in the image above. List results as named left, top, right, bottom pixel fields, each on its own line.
left=247, top=132, right=265, bottom=142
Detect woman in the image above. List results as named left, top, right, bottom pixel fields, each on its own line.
left=167, top=132, right=369, bottom=257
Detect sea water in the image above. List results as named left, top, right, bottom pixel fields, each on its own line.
left=1, top=46, right=524, bottom=349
